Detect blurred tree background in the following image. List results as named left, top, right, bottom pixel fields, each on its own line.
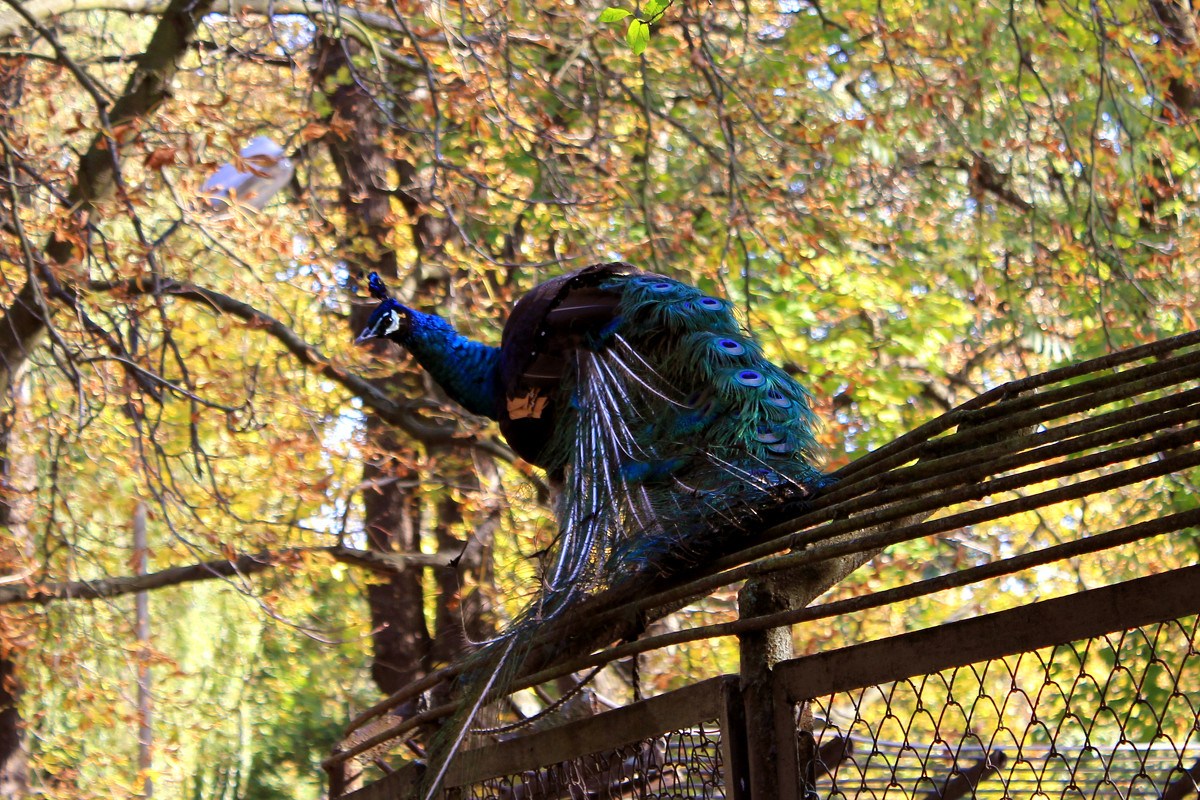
left=0, top=0, right=1196, bottom=793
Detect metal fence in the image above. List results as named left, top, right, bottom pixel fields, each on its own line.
left=331, top=566, right=1200, bottom=799
left=410, top=567, right=1200, bottom=800
left=333, top=331, right=1200, bottom=800
left=789, top=571, right=1200, bottom=799
left=460, top=724, right=725, bottom=799
left=442, top=676, right=739, bottom=800
left=333, top=594, right=1200, bottom=800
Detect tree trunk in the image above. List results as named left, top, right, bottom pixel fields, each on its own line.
left=313, top=32, right=489, bottom=703
left=133, top=503, right=153, bottom=799
left=0, top=653, right=25, bottom=800
left=0, top=372, right=33, bottom=799
left=0, top=41, right=28, bottom=794
left=313, top=36, right=433, bottom=706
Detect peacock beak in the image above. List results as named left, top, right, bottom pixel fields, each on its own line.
left=354, top=329, right=376, bottom=346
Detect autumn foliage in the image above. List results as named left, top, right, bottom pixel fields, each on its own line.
left=0, top=0, right=1197, bottom=794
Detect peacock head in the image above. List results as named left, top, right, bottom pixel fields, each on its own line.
left=355, top=272, right=412, bottom=344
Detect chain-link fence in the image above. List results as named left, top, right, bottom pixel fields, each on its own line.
left=806, top=615, right=1200, bottom=798
left=432, top=676, right=738, bottom=800
left=461, top=723, right=726, bottom=800
left=434, top=569, right=1200, bottom=800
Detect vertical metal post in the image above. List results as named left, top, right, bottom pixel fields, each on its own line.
left=795, top=701, right=817, bottom=800
left=738, top=574, right=801, bottom=800
left=133, top=502, right=153, bottom=799
left=738, top=545, right=889, bottom=800
left=720, top=676, right=751, bottom=800
left=327, top=759, right=348, bottom=799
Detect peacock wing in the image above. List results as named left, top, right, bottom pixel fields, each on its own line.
left=497, top=262, right=643, bottom=468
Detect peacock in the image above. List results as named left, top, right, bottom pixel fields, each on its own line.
left=355, top=261, right=830, bottom=792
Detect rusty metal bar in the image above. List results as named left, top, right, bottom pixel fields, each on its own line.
left=582, top=423, right=1200, bottom=634
left=803, top=383, right=1200, bottom=530
left=441, top=675, right=736, bottom=788
left=775, top=353, right=1200, bottom=556
left=751, top=431, right=1200, bottom=580
left=336, top=761, right=422, bottom=800
left=720, top=672, right=751, bottom=800
left=706, top=387, right=1200, bottom=592
left=759, top=394, right=1200, bottom=558
left=773, top=697, right=803, bottom=800
left=736, top=357, right=1200, bottom=567
left=834, top=348, right=1200, bottom=493
left=325, top=700, right=456, bottom=772
left=483, top=502, right=1200, bottom=719
left=772, top=563, right=1200, bottom=705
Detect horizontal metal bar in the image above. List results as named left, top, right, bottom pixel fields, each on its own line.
left=773, top=564, right=1200, bottom=704
left=597, top=426, right=1200, bottom=631
left=538, top=507, right=1200, bottom=682
left=337, top=761, right=421, bottom=800
left=444, top=674, right=737, bottom=788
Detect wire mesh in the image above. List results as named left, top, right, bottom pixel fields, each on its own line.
left=804, top=615, right=1200, bottom=799
left=459, top=722, right=726, bottom=800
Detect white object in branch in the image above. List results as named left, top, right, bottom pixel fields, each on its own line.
left=202, top=136, right=294, bottom=212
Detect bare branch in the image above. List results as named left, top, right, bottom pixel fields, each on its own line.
left=0, top=545, right=459, bottom=605
left=0, top=0, right=405, bottom=40
left=330, top=546, right=458, bottom=575
left=90, top=277, right=518, bottom=460
left=0, top=551, right=287, bottom=605
left=0, top=0, right=218, bottom=398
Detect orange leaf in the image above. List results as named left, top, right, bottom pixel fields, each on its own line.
left=301, top=121, right=329, bottom=141
left=111, top=122, right=138, bottom=144
left=144, top=146, right=177, bottom=171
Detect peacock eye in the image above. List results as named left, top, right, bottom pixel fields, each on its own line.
left=650, top=282, right=674, bottom=292
left=755, top=425, right=782, bottom=443
left=384, top=310, right=403, bottom=336
left=735, top=369, right=765, bottom=387
left=699, top=297, right=722, bottom=310
left=716, top=338, right=745, bottom=355
left=766, top=389, right=791, bottom=408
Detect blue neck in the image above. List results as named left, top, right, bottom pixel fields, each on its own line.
left=396, top=308, right=503, bottom=420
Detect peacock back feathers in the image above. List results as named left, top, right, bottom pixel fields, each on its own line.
left=488, top=265, right=824, bottom=585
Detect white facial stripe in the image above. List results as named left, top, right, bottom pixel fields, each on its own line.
left=384, top=310, right=401, bottom=336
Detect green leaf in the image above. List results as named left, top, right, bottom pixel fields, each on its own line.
left=598, top=6, right=631, bottom=22
left=627, top=19, right=650, bottom=54
left=643, top=0, right=667, bottom=19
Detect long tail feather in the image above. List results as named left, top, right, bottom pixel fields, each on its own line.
left=420, top=636, right=516, bottom=800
